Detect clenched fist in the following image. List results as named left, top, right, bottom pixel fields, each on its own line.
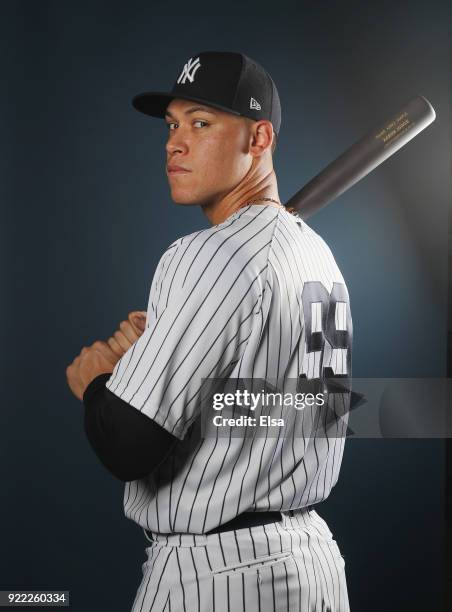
left=107, top=310, right=147, bottom=358
left=66, top=310, right=147, bottom=402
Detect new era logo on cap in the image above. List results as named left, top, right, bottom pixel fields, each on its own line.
left=250, top=97, right=261, bottom=110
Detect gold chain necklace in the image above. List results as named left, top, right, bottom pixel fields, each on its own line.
left=247, top=196, right=281, bottom=206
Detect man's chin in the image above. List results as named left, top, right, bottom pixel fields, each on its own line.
left=171, top=198, right=200, bottom=207
left=170, top=191, right=208, bottom=207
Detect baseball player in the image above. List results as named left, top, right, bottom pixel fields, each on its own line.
left=66, top=51, right=353, bottom=611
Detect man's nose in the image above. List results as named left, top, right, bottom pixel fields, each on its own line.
left=165, top=129, right=189, bottom=155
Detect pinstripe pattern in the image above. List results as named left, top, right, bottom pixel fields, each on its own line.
left=131, top=507, right=349, bottom=611
left=105, top=204, right=352, bottom=540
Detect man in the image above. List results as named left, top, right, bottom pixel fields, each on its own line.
left=66, top=51, right=352, bottom=611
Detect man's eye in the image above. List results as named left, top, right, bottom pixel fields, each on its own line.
left=166, top=120, right=208, bottom=130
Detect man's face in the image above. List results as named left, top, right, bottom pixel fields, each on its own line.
left=165, top=98, right=252, bottom=206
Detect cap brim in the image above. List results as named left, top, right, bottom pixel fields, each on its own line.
left=132, top=91, right=242, bottom=119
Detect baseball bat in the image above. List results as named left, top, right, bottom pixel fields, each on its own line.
left=284, top=95, right=436, bottom=220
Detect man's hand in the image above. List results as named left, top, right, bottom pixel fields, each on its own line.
left=107, top=310, right=147, bottom=358
left=66, top=311, right=147, bottom=401
left=66, top=341, right=118, bottom=401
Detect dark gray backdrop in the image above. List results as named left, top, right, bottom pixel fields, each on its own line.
left=2, top=1, right=450, bottom=610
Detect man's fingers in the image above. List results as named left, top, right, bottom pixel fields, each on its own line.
left=128, top=310, right=147, bottom=335
left=100, top=312, right=147, bottom=363
left=91, top=340, right=120, bottom=366
left=114, top=329, right=134, bottom=352
left=108, top=336, right=125, bottom=357
left=119, top=320, right=141, bottom=343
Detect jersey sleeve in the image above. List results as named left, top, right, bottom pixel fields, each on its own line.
left=105, top=249, right=265, bottom=440
left=83, top=373, right=178, bottom=482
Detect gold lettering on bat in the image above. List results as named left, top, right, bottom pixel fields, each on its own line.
left=381, top=121, right=416, bottom=149
left=375, top=111, right=413, bottom=144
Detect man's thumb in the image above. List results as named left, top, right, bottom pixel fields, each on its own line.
left=131, top=312, right=146, bottom=332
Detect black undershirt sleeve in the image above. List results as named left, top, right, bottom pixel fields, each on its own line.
left=82, top=372, right=179, bottom=482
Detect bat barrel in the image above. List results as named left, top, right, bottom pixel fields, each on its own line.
left=285, top=95, right=436, bottom=220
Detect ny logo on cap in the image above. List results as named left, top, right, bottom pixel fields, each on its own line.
left=177, top=57, right=202, bottom=85
left=250, top=97, right=261, bottom=110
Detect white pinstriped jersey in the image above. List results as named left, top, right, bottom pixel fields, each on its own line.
left=105, top=203, right=353, bottom=534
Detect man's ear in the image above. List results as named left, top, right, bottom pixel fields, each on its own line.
left=249, top=120, right=274, bottom=157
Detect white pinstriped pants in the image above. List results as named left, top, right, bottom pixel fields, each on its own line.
left=131, top=507, right=350, bottom=612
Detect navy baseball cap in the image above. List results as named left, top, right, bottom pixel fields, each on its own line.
left=132, top=50, right=282, bottom=137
